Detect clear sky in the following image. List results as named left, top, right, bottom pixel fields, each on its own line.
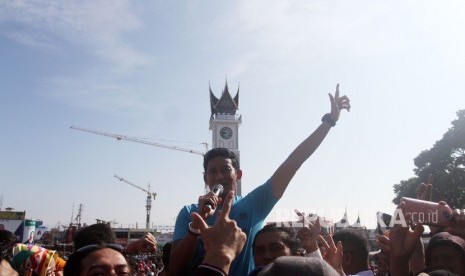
left=1, top=1, right=464, bottom=230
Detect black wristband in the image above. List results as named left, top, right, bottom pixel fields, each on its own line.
left=321, top=113, right=336, bottom=127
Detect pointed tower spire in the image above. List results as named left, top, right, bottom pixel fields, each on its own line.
left=335, top=207, right=350, bottom=230
left=351, top=213, right=363, bottom=228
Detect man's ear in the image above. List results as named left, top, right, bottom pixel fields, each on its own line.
left=203, top=172, right=207, bottom=183
left=343, top=252, right=352, bottom=265
left=236, top=169, right=243, bottom=180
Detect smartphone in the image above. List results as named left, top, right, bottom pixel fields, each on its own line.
left=401, top=197, right=453, bottom=227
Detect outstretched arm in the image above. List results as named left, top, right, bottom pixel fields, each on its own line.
left=271, top=84, right=350, bottom=199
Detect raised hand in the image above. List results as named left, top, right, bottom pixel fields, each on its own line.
left=378, top=203, right=425, bottom=276
left=125, top=232, right=157, bottom=254
left=191, top=191, right=246, bottom=271
left=416, top=174, right=433, bottom=201
left=296, top=211, right=321, bottom=254
left=197, top=191, right=222, bottom=219
left=390, top=203, right=425, bottom=259
left=328, top=84, right=351, bottom=122
left=318, top=234, right=344, bottom=276
left=444, top=208, right=465, bottom=240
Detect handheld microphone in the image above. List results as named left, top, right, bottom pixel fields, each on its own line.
left=203, top=184, right=224, bottom=214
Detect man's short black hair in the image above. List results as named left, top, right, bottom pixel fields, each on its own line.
left=64, top=223, right=121, bottom=276
left=73, top=223, right=117, bottom=250
left=64, top=242, right=126, bottom=276
left=203, top=148, right=240, bottom=171
left=252, top=224, right=299, bottom=253
left=332, top=228, right=369, bottom=260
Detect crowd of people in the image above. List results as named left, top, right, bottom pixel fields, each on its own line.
left=0, top=222, right=166, bottom=275
left=1, top=84, right=464, bottom=275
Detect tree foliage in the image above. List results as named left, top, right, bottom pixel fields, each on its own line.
left=393, top=109, right=465, bottom=208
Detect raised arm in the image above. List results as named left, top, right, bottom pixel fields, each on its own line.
left=271, top=84, right=350, bottom=199
left=124, top=232, right=157, bottom=254
left=378, top=203, right=425, bottom=276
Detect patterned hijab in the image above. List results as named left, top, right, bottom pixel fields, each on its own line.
left=11, top=244, right=63, bottom=276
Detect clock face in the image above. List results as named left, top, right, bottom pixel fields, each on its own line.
left=220, top=127, right=233, bottom=139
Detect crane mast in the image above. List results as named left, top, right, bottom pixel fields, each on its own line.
left=114, top=174, right=156, bottom=230
left=70, top=125, right=207, bottom=155
left=75, top=203, right=84, bottom=228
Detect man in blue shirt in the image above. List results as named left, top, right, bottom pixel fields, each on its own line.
left=170, top=84, right=351, bottom=275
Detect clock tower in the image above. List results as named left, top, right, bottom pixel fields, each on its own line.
left=209, top=81, right=242, bottom=195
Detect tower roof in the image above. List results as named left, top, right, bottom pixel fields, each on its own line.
left=209, top=81, right=239, bottom=119
left=335, top=208, right=350, bottom=229
left=351, top=215, right=363, bottom=228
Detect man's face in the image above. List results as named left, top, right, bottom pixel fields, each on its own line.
left=79, top=248, right=131, bottom=276
left=428, top=245, right=465, bottom=275
left=253, top=231, right=292, bottom=267
left=204, top=157, right=242, bottom=198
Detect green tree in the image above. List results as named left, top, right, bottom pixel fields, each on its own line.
left=393, top=109, right=465, bottom=208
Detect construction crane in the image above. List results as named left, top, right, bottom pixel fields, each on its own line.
left=71, top=125, right=210, bottom=194
left=70, top=125, right=208, bottom=155
left=74, top=203, right=84, bottom=228
left=69, top=203, right=84, bottom=229
left=114, top=174, right=157, bottom=230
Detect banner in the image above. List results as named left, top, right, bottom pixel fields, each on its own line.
left=23, top=219, right=36, bottom=243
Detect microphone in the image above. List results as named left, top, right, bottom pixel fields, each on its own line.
left=203, top=184, right=224, bottom=214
